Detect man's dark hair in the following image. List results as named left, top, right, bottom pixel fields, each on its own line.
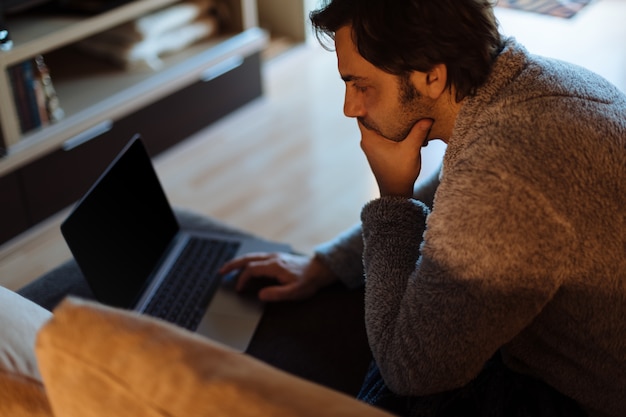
left=310, top=0, right=504, bottom=102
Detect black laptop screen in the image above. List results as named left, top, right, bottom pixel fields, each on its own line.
left=60, top=136, right=179, bottom=308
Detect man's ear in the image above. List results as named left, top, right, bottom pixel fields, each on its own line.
left=417, top=63, right=448, bottom=99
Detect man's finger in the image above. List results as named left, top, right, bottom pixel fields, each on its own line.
left=219, top=252, right=273, bottom=274
left=406, top=118, right=434, bottom=147
left=233, top=259, right=278, bottom=291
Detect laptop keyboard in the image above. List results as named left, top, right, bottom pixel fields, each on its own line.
left=144, top=236, right=240, bottom=331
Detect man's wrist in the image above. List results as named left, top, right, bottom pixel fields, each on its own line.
left=309, top=255, right=339, bottom=289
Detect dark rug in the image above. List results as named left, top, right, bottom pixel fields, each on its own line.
left=496, top=0, right=593, bottom=18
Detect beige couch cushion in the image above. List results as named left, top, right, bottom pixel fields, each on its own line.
left=0, top=286, right=53, bottom=417
left=36, top=297, right=391, bottom=417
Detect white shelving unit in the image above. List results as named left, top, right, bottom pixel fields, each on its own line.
left=0, top=0, right=263, bottom=175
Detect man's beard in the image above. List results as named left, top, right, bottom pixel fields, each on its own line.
left=358, top=74, right=427, bottom=142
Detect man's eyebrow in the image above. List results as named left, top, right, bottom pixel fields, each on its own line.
left=341, top=75, right=367, bottom=83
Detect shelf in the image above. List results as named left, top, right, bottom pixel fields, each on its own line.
left=0, top=0, right=180, bottom=65
left=0, top=27, right=268, bottom=176
left=0, top=0, right=260, bottom=149
left=0, top=0, right=264, bottom=168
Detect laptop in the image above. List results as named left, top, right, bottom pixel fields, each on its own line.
left=60, top=135, right=291, bottom=352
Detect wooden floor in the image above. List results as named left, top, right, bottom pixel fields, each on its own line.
left=1, top=0, right=624, bottom=291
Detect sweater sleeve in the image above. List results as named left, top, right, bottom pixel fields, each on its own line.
left=313, top=223, right=365, bottom=289
left=313, top=166, right=442, bottom=290
left=360, top=168, right=575, bottom=396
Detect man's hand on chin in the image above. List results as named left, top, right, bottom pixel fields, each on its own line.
left=359, top=118, right=434, bottom=198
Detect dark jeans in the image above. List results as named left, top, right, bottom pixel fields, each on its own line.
left=357, top=353, right=587, bottom=417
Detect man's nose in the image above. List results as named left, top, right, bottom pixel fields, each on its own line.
left=343, top=90, right=365, bottom=118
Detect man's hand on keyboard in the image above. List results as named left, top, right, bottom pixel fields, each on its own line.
left=219, top=253, right=337, bottom=302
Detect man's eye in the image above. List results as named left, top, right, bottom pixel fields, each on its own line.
left=354, top=85, right=368, bottom=93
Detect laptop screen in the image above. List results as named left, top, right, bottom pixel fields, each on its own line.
left=61, top=136, right=179, bottom=308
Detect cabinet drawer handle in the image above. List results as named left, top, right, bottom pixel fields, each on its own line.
left=62, top=120, right=113, bottom=151
left=201, top=56, right=244, bottom=82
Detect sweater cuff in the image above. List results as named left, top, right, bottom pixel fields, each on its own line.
left=361, top=197, right=429, bottom=239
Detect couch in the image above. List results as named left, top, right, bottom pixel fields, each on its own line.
left=1, top=209, right=385, bottom=416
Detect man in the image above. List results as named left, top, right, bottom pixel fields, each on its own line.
left=221, top=0, right=626, bottom=415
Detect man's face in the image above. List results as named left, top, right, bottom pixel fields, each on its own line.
left=335, top=25, right=434, bottom=142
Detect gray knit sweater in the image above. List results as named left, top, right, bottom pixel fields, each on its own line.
left=314, top=39, right=626, bottom=417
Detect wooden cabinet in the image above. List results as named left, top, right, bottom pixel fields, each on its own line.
left=0, top=0, right=275, bottom=245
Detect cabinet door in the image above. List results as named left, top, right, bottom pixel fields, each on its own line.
left=118, top=52, right=263, bottom=157
left=19, top=128, right=130, bottom=224
left=0, top=171, right=30, bottom=244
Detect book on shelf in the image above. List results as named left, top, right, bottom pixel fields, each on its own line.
left=34, top=55, right=64, bottom=123
left=0, top=120, right=5, bottom=156
left=8, top=62, right=32, bottom=133
left=22, top=59, right=42, bottom=130
left=8, top=54, right=63, bottom=137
